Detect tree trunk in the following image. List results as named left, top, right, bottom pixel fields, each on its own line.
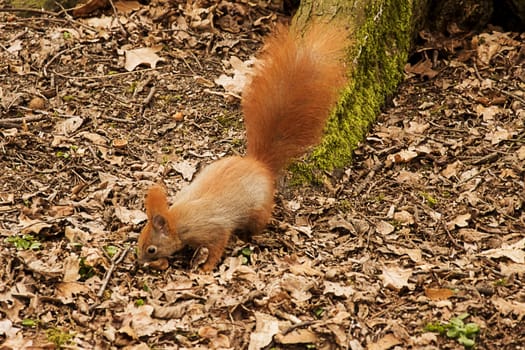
left=290, top=0, right=424, bottom=180
left=290, top=0, right=524, bottom=180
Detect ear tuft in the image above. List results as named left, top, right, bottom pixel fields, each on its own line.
left=145, top=185, right=169, bottom=219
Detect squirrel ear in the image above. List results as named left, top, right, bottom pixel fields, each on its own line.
left=152, top=214, right=170, bottom=237
left=145, top=185, right=169, bottom=219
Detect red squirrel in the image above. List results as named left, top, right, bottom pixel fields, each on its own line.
left=137, top=22, right=348, bottom=271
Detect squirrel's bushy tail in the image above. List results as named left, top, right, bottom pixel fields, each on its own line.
left=242, top=22, right=348, bottom=175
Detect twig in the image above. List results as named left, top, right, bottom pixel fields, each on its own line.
left=139, top=86, right=157, bottom=116
left=0, top=114, right=47, bottom=127
left=11, top=106, right=82, bottom=119
left=280, top=320, right=318, bottom=335
left=52, top=66, right=172, bottom=80
left=97, top=246, right=129, bottom=298
left=496, top=87, right=525, bottom=105
left=43, top=45, right=83, bottom=78
left=99, top=115, right=136, bottom=124
left=0, top=7, right=97, bottom=32
left=107, top=0, right=127, bottom=36
left=472, top=62, right=483, bottom=81
left=142, top=86, right=156, bottom=105
left=0, top=7, right=59, bottom=16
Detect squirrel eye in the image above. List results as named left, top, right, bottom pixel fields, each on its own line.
left=146, top=246, right=157, bottom=255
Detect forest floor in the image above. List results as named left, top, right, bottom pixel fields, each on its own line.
left=1, top=1, right=524, bottom=349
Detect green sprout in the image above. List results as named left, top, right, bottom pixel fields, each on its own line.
left=239, top=247, right=253, bottom=264
left=313, top=307, right=325, bottom=319
left=46, top=328, right=74, bottom=349
left=420, top=191, right=438, bottom=207
left=6, top=234, right=42, bottom=250
left=104, top=245, right=119, bottom=258
left=78, top=257, right=96, bottom=281
left=425, top=313, right=480, bottom=348
left=21, top=319, right=39, bottom=327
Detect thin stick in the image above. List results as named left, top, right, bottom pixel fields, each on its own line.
left=97, top=246, right=129, bottom=298
left=0, top=7, right=97, bottom=32
left=0, top=114, right=46, bottom=126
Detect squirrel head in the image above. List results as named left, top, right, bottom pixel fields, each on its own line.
left=137, top=185, right=184, bottom=263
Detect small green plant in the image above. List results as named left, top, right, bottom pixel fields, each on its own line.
left=6, top=234, right=42, bottom=250
left=21, top=318, right=39, bottom=327
left=425, top=313, right=480, bottom=348
left=135, top=298, right=145, bottom=306
left=127, top=81, right=137, bottom=94
left=55, top=150, right=70, bottom=159
left=46, top=328, right=74, bottom=349
left=239, top=247, right=253, bottom=264
left=142, top=283, right=150, bottom=292
left=63, top=31, right=71, bottom=40
left=61, top=95, right=75, bottom=102
left=493, top=278, right=507, bottom=286
left=337, top=199, right=352, bottom=212
left=78, top=258, right=96, bottom=281
left=313, top=307, right=325, bottom=319
left=420, top=191, right=438, bottom=207
left=104, top=245, right=119, bottom=258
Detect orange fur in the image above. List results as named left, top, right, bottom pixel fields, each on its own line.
left=243, top=23, right=348, bottom=174
left=137, top=22, right=348, bottom=271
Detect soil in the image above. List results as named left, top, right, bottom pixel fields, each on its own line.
left=0, top=1, right=524, bottom=349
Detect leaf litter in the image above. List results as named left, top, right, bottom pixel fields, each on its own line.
left=0, top=2, right=524, bottom=349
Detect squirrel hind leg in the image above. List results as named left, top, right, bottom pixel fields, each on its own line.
left=235, top=208, right=272, bottom=242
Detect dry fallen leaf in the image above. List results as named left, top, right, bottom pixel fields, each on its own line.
left=275, top=329, right=318, bottom=345
left=367, top=333, right=402, bottom=350
left=393, top=210, right=414, bottom=225
left=479, top=237, right=525, bottom=263
left=124, top=46, right=164, bottom=72
left=214, top=56, right=255, bottom=96
left=376, top=220, right=395, bottom=235
left=114, top=205, right=147, bottom=225
left=54, top=116, right=84, bottom=136
left=424, top=287, right=454, bottom=301
left=323, top=280, right=355, bottom=298
left=172, top=160, right=198, bottom=181
left=381, top=265, right=412, bottom=291
left=388, top=149, right=419, bottom=164
left=446, top=213, right=471, bottom=230
left=248, top=312, right=279, bottom=350
left=491, top=296, right=525, bottom=321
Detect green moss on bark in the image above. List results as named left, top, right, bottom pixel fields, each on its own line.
left=292, top=0, right=413, bottom=183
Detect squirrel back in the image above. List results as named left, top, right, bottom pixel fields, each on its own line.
left=242, top=23, right=348, bottom=175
